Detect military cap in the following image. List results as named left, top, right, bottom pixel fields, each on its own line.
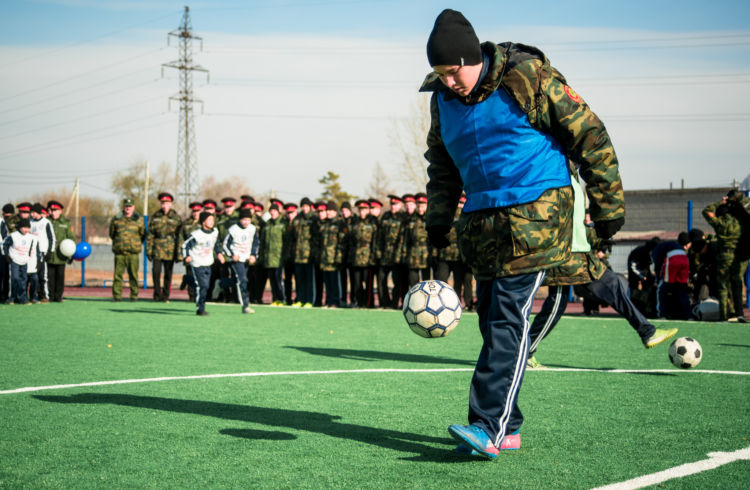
left=369, top=199, right=382, bottom=208
left=31, top=203, right=44, bottom=213
left=327, top=200, right=338, bottom=211
left=315, top=201, right=327, bottom=211
left=341, top=201, right=352, bottom=210
left=158, top=192, right=174, bottom=202
left=41, top=208, right=48, bottom=216
left=269, top=204, right=280, bottom=212
left=47, top=200, right=63, bottom=210
left=270, top=198, right=284, bottom=207
left=2, top=203, right=14, bottom=214
left=239, top=208, right=253, bottom=219
left=122, top=198, right=134, bottom=207
left=254, top=202, right=264, bottom=211
left=415, top=193, right=428, bottom=203
left=240, top=194, right=255, bottom=203
left=221, top=197, right=236, bottom=206
left=241, top=200, right=255, bottom=209
left=284, top=202, right=298, bottom=211
left=202, top=199, right=217, bottom=209
left=17, top=202, right=32, bottom=212
left=355, top=199, right=370, bottom=208
left=402, top=194, right=416, bottom=203
left=17, top=218, right=31, bottom=229
left=388, top=194, right=402, bottom=203
left=300, top=197, right=312, bottom=207
left=189, top=202, right=203, bottom=211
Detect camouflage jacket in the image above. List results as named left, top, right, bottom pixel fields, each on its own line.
left=4, top=214, right=20, bottom=234
left=145, top=208, right=181, bottom=260
left=319, top=217, right=347, bottom=271
left=217, top=210, right=240, bottom=240
left=109, top=212, right=145, bottom=255
left=420, top=42, right=625, bottom=279
left=702, top=200, right=744, bottom=250
left=544, top=225, right=607, bottom=286
left=292, top=211, right=320, bottom=264
left=47, top=215, right=75, bottom=265
left=438, top=211, right=461, bottom=262
left=178, top=217, right=200, bottom=261
left=348, top=215, right=377, bottom=267
left=282, top=215, right=296, bottom=265
left=402, top=212, right=430, bottom=269
left=260, top=216, right=286, bottom=268
left=377, top=210, right=405, bottom=266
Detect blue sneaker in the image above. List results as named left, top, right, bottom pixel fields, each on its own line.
left=454, top=429, right=521, bottom=456
left=448, top=424, right=499, bottom=459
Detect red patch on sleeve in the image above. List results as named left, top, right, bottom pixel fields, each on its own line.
left=564, top=85, right=582, bottom=104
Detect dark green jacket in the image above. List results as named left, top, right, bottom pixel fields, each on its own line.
left=48, top=215, right=75, bottom=265
left=260, top=216, right=286, bottom=268
left=319, top=217, right=346, bottom=271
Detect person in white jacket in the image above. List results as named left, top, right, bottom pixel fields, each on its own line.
left=222, top=208, right=259, bottom=314
left=2, top=218, right=39, bottom=305
left=30, top=203, right=55, bottom=302
left=182, top=212, right=224, bottom=316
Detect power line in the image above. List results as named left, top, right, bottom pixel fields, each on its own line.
left=0, top=94, right=166, bottom=141
left=0, top=46, right=167, bottom=105
left=3, top=11, right=178, bottom=69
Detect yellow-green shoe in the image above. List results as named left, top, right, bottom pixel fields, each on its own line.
left=644, top=327, right=678, bottom=349
left=526, top=356, right=547, bottom=369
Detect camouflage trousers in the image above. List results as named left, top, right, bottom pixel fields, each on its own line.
left=113, top=253, right=139, bottom=300
left=715, top=254, right=748, bottom=319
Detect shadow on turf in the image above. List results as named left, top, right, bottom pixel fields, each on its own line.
left=716, top=343, right=750, bottom=349
left=284, top=347, right=475, bottom=366
left=544, top=363, right=677, bottom=375
left=107, top=308, right=193, bottom=315
left=33, top=393, right=476, bottom=462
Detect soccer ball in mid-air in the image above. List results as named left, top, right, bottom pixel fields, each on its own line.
left=669, top=337, right=702, bottom=369
left=403, top=280, right=462, bottom=338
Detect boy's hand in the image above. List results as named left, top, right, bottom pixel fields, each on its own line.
left=184, top=256, right=192, bottom=264
left=232, top=254, right=240, bottom=262
left=218, top=254, right=225, bottom=264
left=248, top=255, right=256, bottom=265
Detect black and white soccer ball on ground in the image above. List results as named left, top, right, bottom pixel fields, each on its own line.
left=402, top=280, right=462, bottom=338
left=668, top=337, right=703, bottom=369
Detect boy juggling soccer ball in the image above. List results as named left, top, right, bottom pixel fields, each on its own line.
left=420, top=9, right=625, bottom=458
left=222, top=208, right=260, bottom=314
left=182, top=212, right=225, bottom=316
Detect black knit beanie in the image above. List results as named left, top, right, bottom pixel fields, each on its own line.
left=199, top=211, right=212, bottom=226
left=427, top=9, right=482, bottom=67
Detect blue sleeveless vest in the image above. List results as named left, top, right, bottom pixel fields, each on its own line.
left=437, top=88, right=570, bottom=212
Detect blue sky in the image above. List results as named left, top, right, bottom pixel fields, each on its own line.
left=1, top=0, right=749, bottom=204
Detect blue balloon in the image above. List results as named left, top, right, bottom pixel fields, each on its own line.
left=73, top=241, right=92, bottom=261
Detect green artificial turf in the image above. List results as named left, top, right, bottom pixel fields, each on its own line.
left=1, top=298, right=749, bottom=488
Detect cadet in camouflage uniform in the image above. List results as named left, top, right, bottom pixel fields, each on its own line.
left=146, top=192, right=182, bottom=302
left=260, top=203, right=287, bottom=305
left=703, top=189, right=750, bottom=321
left=436, top=195, right=474, bottom=309
left=109, top=198, right=145, bottom=301
left=179, top=202, right=203, bottom=301
left=376, top=195, right=406, bottom=309
left=282, top=203, right=298, bottom=305
left=421, top=10, right=625, bottom=458
left=45, top=201, right=75, bottom=303
left=402, top=193, right=431, bottom=288
left=319, top=201, right=347, bottom=307
left=291, top=197, right=320, bottom=307
left=313, top=201, right=328, bottom=306
left=338, top=201, right=353, bottom=306
left=348, top=200, right=376, bottom=307
left=367, top=199, right=383, bottom=307
left=252, top=202, right=268, bottom=304
left=0, top=203, right=15, bottom=303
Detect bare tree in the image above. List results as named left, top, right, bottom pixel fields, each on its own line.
left=365, top=161, right=396, bottom=203
left=111, top=159, right=179, bottom=216
left=389, top=94, right=431, bottom=191
left=199, top=175, right=254, bottom=205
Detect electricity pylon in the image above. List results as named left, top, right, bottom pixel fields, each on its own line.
left=162, top=6, right=208, bottom=204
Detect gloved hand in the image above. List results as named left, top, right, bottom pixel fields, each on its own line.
left=426, top=225, right=451, bottom=249
left=593, top=217, right=624, bottom=240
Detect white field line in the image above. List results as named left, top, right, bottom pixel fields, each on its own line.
left=592, top=447, right=750, bottom=490
left=1, top=367, right=749, bottom=395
